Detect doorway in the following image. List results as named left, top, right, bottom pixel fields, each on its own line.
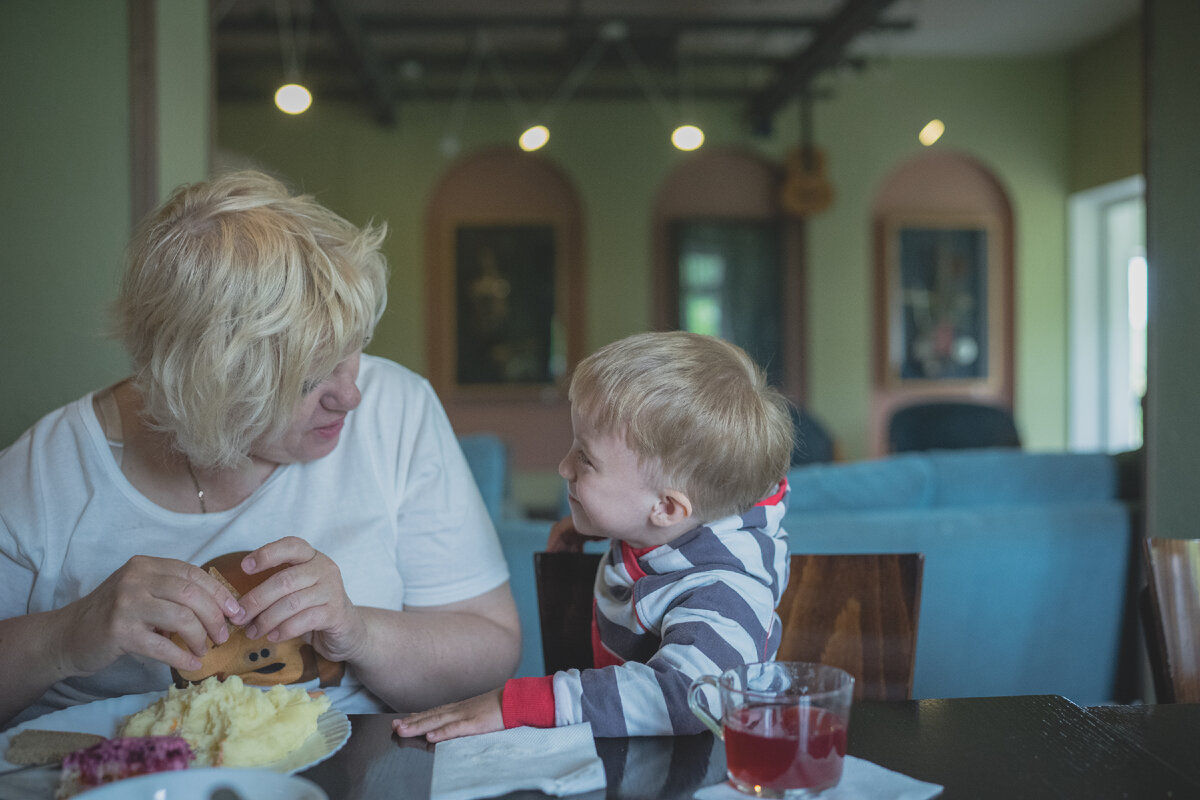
left=1068, top=175, right=1147, bottom=452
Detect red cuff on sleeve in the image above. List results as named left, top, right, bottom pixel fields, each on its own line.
left=501, top=676, right=557, bottom=729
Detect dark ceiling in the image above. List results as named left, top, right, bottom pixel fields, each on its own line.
left=215, top=0, right=908, bottom=130
left=214, top=0, right=1139, bottom=130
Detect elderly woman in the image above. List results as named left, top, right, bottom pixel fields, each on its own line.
left=0, top=171, right=519, bottom=729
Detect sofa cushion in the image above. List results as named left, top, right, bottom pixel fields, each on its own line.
left=786, top=454, right=936, bottom=512
left=925, top=449, right=1118, bottom=507
left=786, top=449, right=1118, bottom=512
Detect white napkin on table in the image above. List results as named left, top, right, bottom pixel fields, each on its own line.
left=430, top=723, right=606, bottom=800
left=693, top=755, right=942, bottom=800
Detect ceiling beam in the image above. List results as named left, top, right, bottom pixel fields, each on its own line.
left=217, top=13, right=914, bottom=36
left=745, top=0, right=900, bottom=133
left=312, top=0, right=395, bottom=126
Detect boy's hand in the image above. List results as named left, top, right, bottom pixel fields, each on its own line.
left=392, top=687, right=504, bottom=742
left=546, top=516, right=604, bottom=552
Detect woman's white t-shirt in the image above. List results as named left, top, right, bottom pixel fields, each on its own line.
left=0, top=355, right=509, bottom=727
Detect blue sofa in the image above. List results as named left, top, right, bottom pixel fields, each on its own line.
left=780, top=449, right=1137, bottom=705
left=460, top=436, right=1139, bottom=705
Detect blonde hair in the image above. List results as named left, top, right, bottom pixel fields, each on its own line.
left=568, top=331, right=793, bottom=520
left=113, top=170, right=389, bottom=469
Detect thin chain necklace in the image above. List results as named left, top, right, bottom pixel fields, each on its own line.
left=184, top=459, right=208, bottom=513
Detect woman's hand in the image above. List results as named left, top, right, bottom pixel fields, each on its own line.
left=57, top=555, right=243, bottom=676
left=230, top=536, right=367, bottom=664
left=545, top=515, right=603, bottom=552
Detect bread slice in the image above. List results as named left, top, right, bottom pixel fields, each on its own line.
left=208, top=566, right=241, bottom=600
left=5, top=730, right=106, bottom=766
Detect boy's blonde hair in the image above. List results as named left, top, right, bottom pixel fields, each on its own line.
left=113, top=170, right=389, bottom=469
left=568, top=331, right=793, bottom=520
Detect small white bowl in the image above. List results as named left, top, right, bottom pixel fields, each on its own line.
left=78, top=767, right=327, bottom=799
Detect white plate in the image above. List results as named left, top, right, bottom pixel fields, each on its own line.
left=0, top=692, right=349, bottom=798
left=79, top=767, right=327, bottom=799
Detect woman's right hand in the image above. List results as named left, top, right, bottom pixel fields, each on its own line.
left=545, top=515, right=604, bottom=552
left=54, top=555, right=243, bottom=676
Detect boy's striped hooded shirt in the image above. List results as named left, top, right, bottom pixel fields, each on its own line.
left=502, top=480, right=790, bottom=736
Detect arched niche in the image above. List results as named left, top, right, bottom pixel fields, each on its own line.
left=425, top=146, right=584, bottom=470
left=651, top=147, right=808, bottom=402
left=869, top=150, right=1015, bottom=455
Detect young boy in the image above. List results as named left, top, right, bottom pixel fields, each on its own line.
left=394, top=331, right=793, bottom=740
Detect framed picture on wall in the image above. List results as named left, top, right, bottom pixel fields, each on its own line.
left=883, top=215, right=1003, bottom=388
left=453, top=223, right=562, bottom=387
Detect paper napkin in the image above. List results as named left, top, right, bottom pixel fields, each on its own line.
left=430, top=723, right=607, bottom=800
left=693, top=755, right=943, bottom=800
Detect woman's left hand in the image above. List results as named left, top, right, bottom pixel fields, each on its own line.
left=230, top=536, right=367, bottom=663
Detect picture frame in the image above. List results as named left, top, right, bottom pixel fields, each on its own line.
left=452, top=223, right=563, bottom=388
left=882, top=215, right=1004, bottom=389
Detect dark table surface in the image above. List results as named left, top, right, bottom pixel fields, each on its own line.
left=1086, top=701, right=1200, bottom=788
left=300, top=696, right=1200, bottom=800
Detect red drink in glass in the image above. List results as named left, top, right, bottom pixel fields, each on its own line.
left=689, top=662, right=855, bottom=798
left=723, top=704, right=848, bottom=795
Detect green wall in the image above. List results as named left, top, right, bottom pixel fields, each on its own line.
left=219, top=54, right=1088, bottom=461
left=0, top=1, right=210, bottom=450
left=1070, top=20, right=1144, bottom=192
left=157, top=1, right=212, bottom=199
left=1, top=1, right=132, bottom=449
left=805, top=58, right=1071, bottom=457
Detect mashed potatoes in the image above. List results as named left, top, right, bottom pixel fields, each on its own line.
left=118, top=675, right=330, bottom=767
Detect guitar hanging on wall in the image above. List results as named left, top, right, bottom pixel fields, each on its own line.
left=780, top=144, right=834, bottom=216
left=780, top=92, right=834, bottom=217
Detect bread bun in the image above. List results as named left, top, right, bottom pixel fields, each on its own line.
left=201, top=550, right=286, bottom=596
left=5, top=730, right=106, bottom=766
left=170, top=551, right=343, bottom=688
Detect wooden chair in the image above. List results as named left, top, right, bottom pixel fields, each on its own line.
left=534, top=551, right=603, bottom=674
left=533, top=551, right=924, bottom=700
left=776, top=553, right=924, bottom=701
left=1141, top=537, right=1200, bottom=703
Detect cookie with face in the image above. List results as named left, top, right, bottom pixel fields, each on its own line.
left=170, top=551, right=344, bottom=688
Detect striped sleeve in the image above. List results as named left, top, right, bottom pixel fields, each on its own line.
left=551, top=570, right=781, bottom=736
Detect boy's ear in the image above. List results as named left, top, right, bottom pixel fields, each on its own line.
left=650, top=489, right=693, bottom=528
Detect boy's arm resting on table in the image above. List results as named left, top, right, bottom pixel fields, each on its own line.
left=396, top=578, right=776, bottom=741
left=392, top=686, right=505, bottom=742
left=394, top=672, right=557, bottom=741
left=349, top=581, right=522, bottom=714
left=559, top=580, right=778, bottom=737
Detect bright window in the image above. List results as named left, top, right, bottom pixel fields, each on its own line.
left=672, top=220, right=784, bottom=386
left=1068, top=176, right=1146, bottom=452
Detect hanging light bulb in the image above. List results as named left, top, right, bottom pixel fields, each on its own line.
left=274, top=1, right=311, bottom=115
left=519, top=124, right=550, bottom=152
left=672, top=124, right=704, bottom=151
left=275, top=83, right=312, bottom=114
left=919, top=119, right=945, bottom=146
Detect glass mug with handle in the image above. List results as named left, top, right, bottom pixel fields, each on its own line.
left=688, top=661, right=855, bottom=798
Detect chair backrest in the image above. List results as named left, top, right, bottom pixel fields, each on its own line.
left=534, top=551, right=924, bottom=701
left=887, top=400, right=1020, bottom=453
left=534, top=551, right=603, bottom=674
left=1141, top=537, right=1200, bottom=703
left=776, top=553, right=924, bottom=700
left=790, top=404, right=836, bottom=466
